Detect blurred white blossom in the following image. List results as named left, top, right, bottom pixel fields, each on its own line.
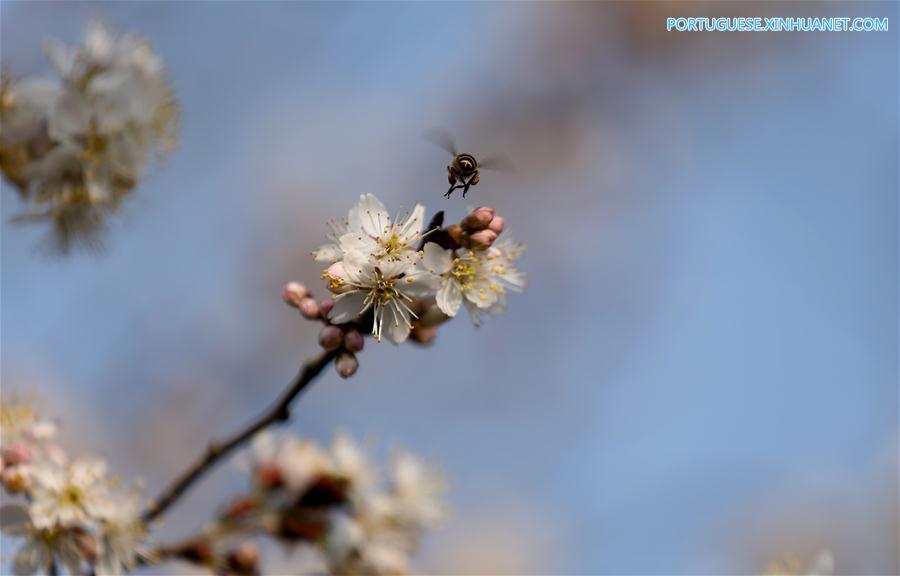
left=95, top=493, right=151, bottom=576
left=235, top=432, right=444, bottom=576
left=0, top=21, right=178, bottom=252
left=0, top=504, right=85, bottom=576
left=764, top=550, right=835, bottom=576
left=1, top=396, right=149, bottom=576
left=29, top=459, right=113, bottom=530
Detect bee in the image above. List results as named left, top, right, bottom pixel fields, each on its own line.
left=425, top=129, right=513, bottom=199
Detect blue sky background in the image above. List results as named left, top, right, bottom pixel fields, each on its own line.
left=1, top=2, right=897, bottom=574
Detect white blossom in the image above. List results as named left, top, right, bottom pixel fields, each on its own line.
left=0, top=504, right=85, bottom=576
left=387, top=453, right=444, bottom=529
left=0, top=395, right=64, bottom=474
left=325, top=252, right=436, bottom=343
left=0, top=21, right=178, bottom=252
left=321, top=450, right=444, bottom=576
left=246, top=432, right=334, bottom=494
left=331, top=433, right=376, bottom=497
left=314, top=194, right=426, bottom=266
left=430, top=237, right=526, bottom=324
left=95, top=493, right=151, bottom=576
left=28, top=459, right=114, bottom=530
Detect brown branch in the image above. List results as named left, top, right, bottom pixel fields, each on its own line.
left=140, top=349, right=339, bottom=524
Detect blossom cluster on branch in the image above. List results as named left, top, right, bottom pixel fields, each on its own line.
left=185, top=432, right=444, bottom=575
left=0, top=395, right=149, bottom=575
left=0, top=396, right=444, bottom=576
left=281, top=194, right=525, bottom=378
left=0, top=22, right=178, bottom=252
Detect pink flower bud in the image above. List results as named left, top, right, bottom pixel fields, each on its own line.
left=487, top=215, right=504, bottom=235
left=343, top=329, right=364, bottom=352
left=282, top=282, right=309, bottom=308
left=3, top=443, right=31, bottom=466
left=319, top=299, right=334, bottom=318
left=466, top=229, right=498, bottom=250
left=299, top=298, right=320, bottom=320
left=335, top=352, right=359, bottom=378
left=460, top=207, right=495, bottom=231
left=319, top=325, right=344, bottom=351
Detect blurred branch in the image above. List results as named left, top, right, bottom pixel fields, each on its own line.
left=140, top=349, right=339, bottom=524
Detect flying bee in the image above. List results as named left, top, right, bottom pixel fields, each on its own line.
left=425, top=129, right=513, bottom=199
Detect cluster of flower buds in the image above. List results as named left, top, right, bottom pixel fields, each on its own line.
left=0, top=22, right=178, bottom=252
left=200, top=433, right=444, bottom=576
left=283, top=281, right=364, bottom=378
left=305, top=194, right=525, bottom=346
left=442, top=205, right=505, bottom=251
left=0, top=395, right=149, bottom=576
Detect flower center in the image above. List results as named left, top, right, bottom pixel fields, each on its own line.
left=61, top=485, right=84, bottom=507
left=377, top=232, right=410, bottom=262
left=322, top=270, right=344, bottom=291
left=371, top=269, right=399, bottom=302
left=450, top=254, right=480, bottom=289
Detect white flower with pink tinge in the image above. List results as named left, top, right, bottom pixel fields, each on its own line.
left=324, top=252, right=437, bottom=343
left=313, top=194, right=426, bottom=266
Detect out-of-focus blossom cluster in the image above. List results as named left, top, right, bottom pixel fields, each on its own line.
left=0, top=395, right=149, bottom=575
left=283, top=194, right=525, bottom=366
left=0, top=21, right=178, bottom=252
left=0, top=395, right=444, bottom=576
left=171, top=432, right=444, bottom=576
left=763, top=550, right=835, bottom=576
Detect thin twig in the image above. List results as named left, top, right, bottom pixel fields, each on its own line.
left=140, top=349, right=339, bottom=524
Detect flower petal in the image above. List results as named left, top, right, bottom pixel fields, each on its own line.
left=422, top=243, right=452, bottom=275
left=436, top=279, right=462, bottom=317
left=353, top=194, right=390, bottom=238
left=48, top=91, right=91, bottom=141
left=312, top=243, right=343, bottom=263
left=341, top=252, right=376, bottom=285
left=13, top=541, right=50, bottom=576
left=376, top=257, right=413, bottom=279
left=339, top=232, right=378, bottom=260
left=329, top=291, right=369, bottom=324
left=44, top=39, right=76, bottom=78
left=398, top=204, right=425, bottom=243
left=464, top=281, right=499, bottom=309
left=386, top=306, right=411, bottom=344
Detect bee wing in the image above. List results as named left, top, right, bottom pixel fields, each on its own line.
left=478, top=154, right=515, bottom=173
left=424, top=128, right=458, bottom=156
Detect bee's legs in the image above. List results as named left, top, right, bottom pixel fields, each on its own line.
left=461, top=172, right=479, bottom=198
left=444, top=182, right=460, bottom=199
